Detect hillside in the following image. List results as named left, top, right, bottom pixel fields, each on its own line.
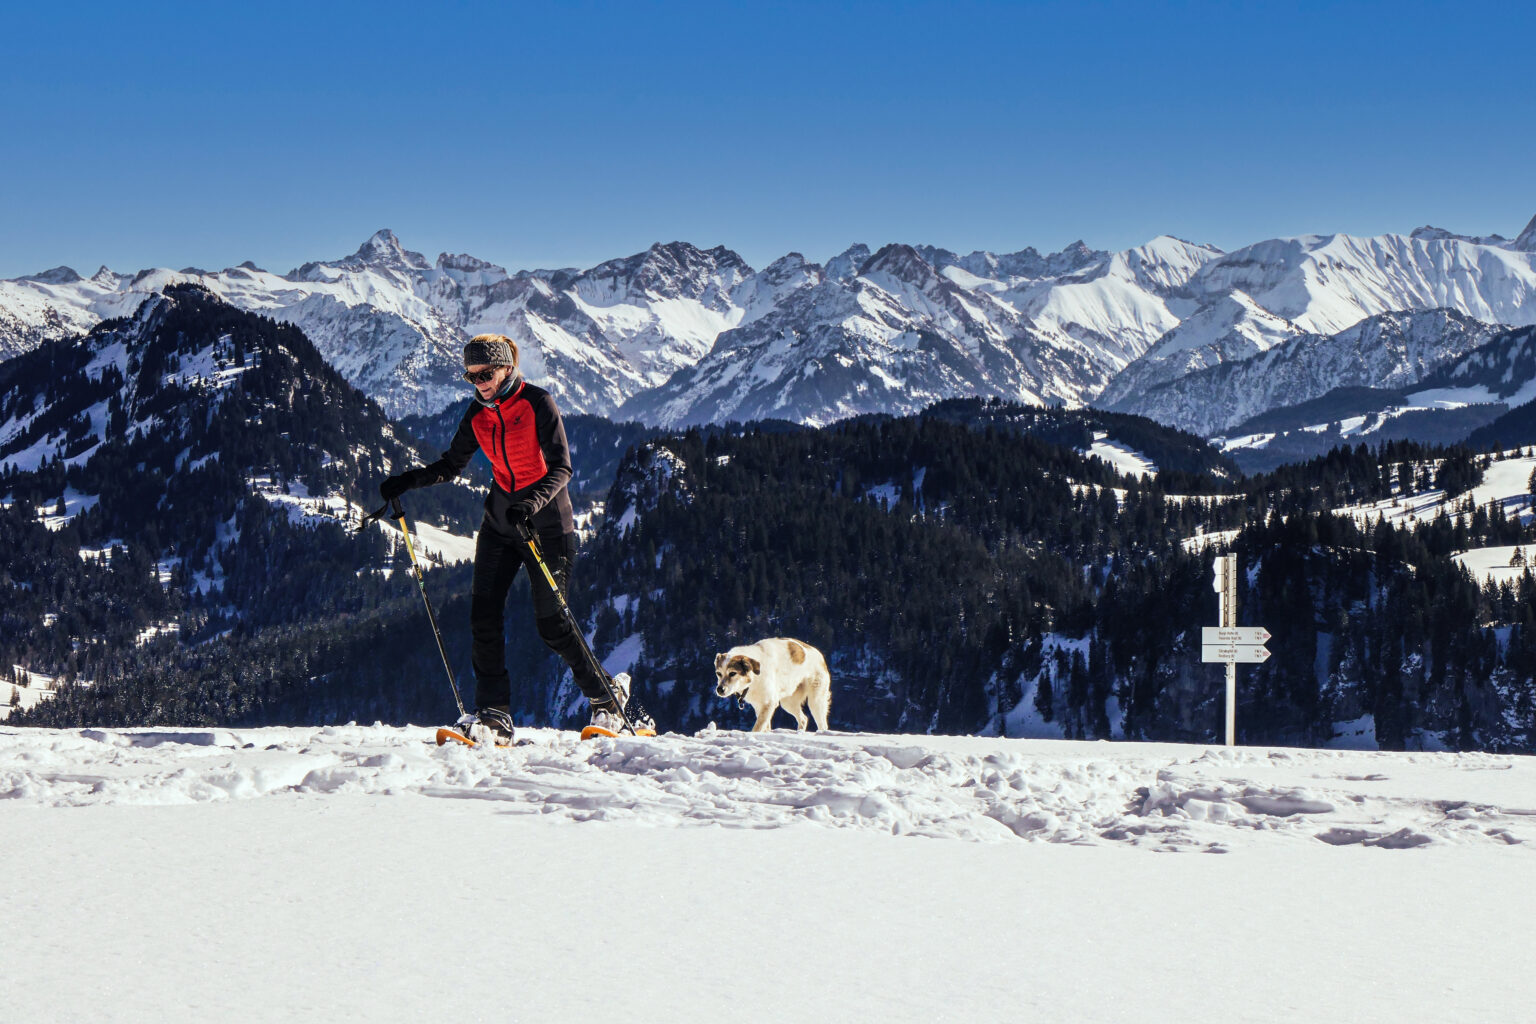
left=7, top=290, right=1536, bottom=753
left=1210, top=323, right=1536, bottom=470
left=0, top=285, right=493, bottom=723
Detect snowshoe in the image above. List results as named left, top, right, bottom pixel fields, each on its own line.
left=580, top=673, right=657, bottom=739
left=436, top=706, right=515, bottom=748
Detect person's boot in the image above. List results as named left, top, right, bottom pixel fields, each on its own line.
left=455, top=706, right=514, bottom=747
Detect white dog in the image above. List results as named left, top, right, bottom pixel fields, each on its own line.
left=714, top=638, right=832, bottom=733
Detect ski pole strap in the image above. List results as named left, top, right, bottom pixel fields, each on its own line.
left=356, top=502, right=391, bottom=533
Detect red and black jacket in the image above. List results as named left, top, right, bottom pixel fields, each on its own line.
left=422, top=377, right=575, bottom=536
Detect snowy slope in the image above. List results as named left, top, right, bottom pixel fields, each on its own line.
left=1329, top=450, right=1536, bottom=533
left=0, top=267, right=120, bottom=359
left=1008, top=235, right=1223, bottom=367
left=1454, top=545, right=1536, bottom=588
left=3, top=725, right=1533, bottom=1023
left=1097, top=290, right=1306, bottom=405
left=1087, top=432, right=1157, bottom=479
left=0, top=667, right=57, bottom=721
left=1188, top=230, right=1536, bottom=337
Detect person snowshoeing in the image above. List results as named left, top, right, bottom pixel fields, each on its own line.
left=379, top=334, right=640, bottom=744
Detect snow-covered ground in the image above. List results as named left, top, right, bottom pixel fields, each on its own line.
left=1182, top=526, right=1244, bottom=553
left=1452, top=545, right=1536, bottom=587
left=242, top=479, right=477, bottom=567
left=1216, top=387, right=1535, bottom=456
left=397, top=518, right=477, bottom=567
left=1333, top=452, right=1536, bottom=530
left=1086, top=431, right=1157, bottom=479
left=2, top=725, right=1531, bottom=1022
left=1, top=667, right=57, bottom=722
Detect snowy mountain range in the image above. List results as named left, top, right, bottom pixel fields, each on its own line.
left=1107, top=309, right=1507, bottom=437
left=0, top=233, right=764, bottom=419
left=3, top=216, right=1534, bottom=430
left=1209, top=323, right=1536, bottom=472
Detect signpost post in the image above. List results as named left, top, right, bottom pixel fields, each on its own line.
left=1202, top=554, right=1270, bottom=746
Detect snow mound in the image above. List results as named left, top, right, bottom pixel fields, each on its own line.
left=5, top=725, right=1531, bottom=851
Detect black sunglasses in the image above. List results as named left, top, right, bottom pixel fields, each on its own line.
left=462, top=367, right=502, bottom=385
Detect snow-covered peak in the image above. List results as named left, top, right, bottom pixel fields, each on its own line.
left=575, top=241, right=753, bottom=307
left=649, top=241, right=753, bottom=293
left=1188, top=229, right=1536, bottom=338
left=352, top=228, right=431, bottom=271
left=935, top=241, right=1109, bottom=283
left=1092, top=290, right=1301, bottom=407
left=760, top=252, right=816, bottom=281
left=1094, top=235, right=1224, bottom=296
left=1043, top=240, right=1104, bottom=277
left=858, top=243, right=942, bottom=289
left=6, top=216, right=1536, bottom=432
left=436, top=252, right=505, bottom=275
left=17, top=266, right=83, bottom=285
left=288, top=229, right=432, bottom=282
left=1142, top=289, right=1299, bottom=360
left=1512, top=213, right=1536, bottom=252
left=1409, top=225, right=1507, bottom=245
left=825, top=243, right=872, bottom=281
left=731, top=252, right=823, bottom=325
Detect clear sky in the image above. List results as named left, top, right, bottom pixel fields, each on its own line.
left=2, top=0, right=1532, bottom=279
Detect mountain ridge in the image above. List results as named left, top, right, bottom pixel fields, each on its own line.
left=3, top=216, right=1534, bottom=433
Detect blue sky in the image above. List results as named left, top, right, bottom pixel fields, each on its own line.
left=2, top=0, right=1532, bottom=279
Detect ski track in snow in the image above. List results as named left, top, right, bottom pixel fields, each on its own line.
left=4, top=726, right=1531, bottom=853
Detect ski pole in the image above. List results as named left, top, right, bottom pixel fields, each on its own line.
left=361, top=499, right=466, bottom=718
left=512, top=519, right=638, bottom=735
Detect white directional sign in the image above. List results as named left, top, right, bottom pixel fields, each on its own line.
left=1202, top=644, right=1271, bottom=664
left=1203, top=627, right=1271, bottom=646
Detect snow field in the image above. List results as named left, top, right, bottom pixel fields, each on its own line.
left=2, top=726, right=1533, bottom=1023
left=34, top=487, right=101, bottom=530
left=0, top=668, right=57, bottom=722
left=1329, top=452, right=1536, bottom=530
left=4, top=726, right=1532, bottom=849
left=258, top=487, right=478, bottom=568
left=1453, top=545, right=1536, bottom=587
left=1086, top=431, right=1157, bottom=479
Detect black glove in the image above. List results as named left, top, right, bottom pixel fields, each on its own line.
left=508, top=499, right=537, bottom=524
left=380, top=469, right=425, bottom=501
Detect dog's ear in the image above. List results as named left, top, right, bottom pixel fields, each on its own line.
left=745, top=657, right=761, bottom=675
left=715, top=652, right=727, bottom=670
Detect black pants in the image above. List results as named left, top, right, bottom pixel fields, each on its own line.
left=470, top=527, right=605, bottom=708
